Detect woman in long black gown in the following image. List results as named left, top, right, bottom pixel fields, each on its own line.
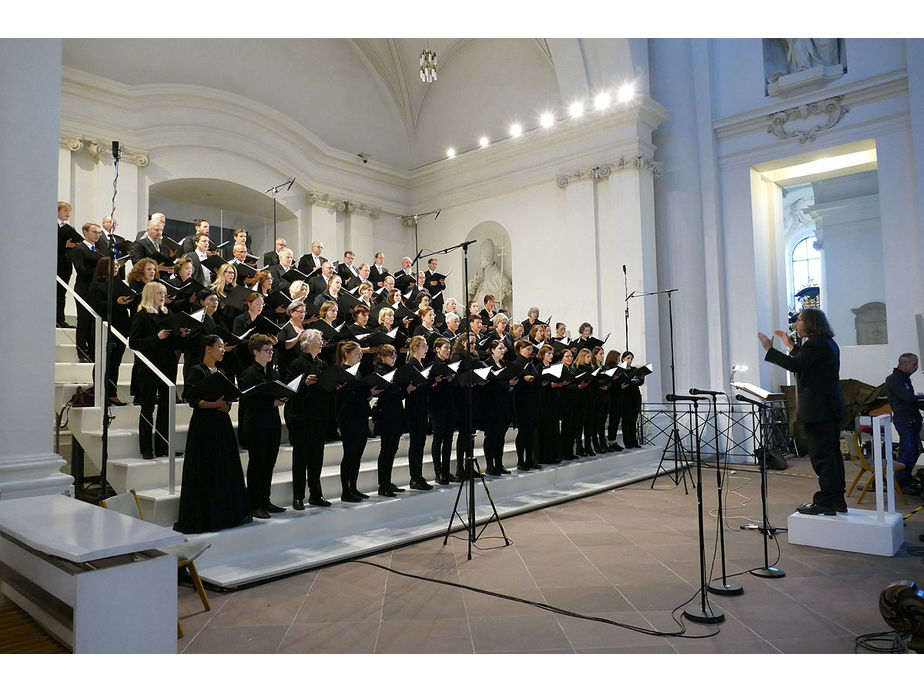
left=174, top=334, right=251, bottom=533
left=536, top=344, right=563, bottom=465
left=558, top=348, right=579, bottom=461
left=283, top=328, right=332, bottom=509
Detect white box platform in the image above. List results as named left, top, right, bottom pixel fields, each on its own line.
left=787, top=508, right=904, bottom=557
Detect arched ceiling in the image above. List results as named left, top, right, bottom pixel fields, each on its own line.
left=62, top=38, right=634, bottom=172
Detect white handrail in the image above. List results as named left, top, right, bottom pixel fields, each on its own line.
left=57, top=276, right=179, bottom=494
left=869, top=414, right=896, bottom=521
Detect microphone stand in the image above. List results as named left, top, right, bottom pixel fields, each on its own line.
left=682, top=395, right=725, bottom=624
left=736, top=393, right=786, bottom=579
left=437, top=240, right=510, bottom=559
left=401, top=209, right=441, bottom=275
left=693, top=389, right=743, bottom=596
left=629, top=288, right=692, bottom=492
left=265, top=176, right=295, bottom=248
left=623, top=265, right=630, bottom=352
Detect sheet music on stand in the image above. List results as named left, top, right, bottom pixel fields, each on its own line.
left=731, top=381, right=785, bottom=401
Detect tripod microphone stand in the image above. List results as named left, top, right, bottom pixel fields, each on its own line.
left=690, top=388, right=743, bottom=596
left=735, top=392, right=785, bottom=579
left=436, top=239, right=510, bottom=559
left=629, top=288, right=692, bottom=492
left=678, top=394, right=724, bottom=624
left=265, top=176, right=295, bottom=247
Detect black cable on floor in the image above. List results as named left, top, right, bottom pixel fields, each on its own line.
left=854, top=629, right=907, bottom=653
left=351, top=550, right=722, bottom=640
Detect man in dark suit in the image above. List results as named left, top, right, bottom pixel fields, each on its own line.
left=885, top=353, right=924, bottom=493
left=56, top=201, right=80, bottom=327
left=181, top=218, right=213, bottom=253
left=307, top=260, right=334, bottom=301
left=337, top=250, right=360, bottom=284
left=131, top=220, right=175, bottom=277
left=297, top=239, right=326, bottom=273
left=263, top=237, right=288, bottom=268
left=759, top=307, right=847, bottom=515
left=69, top=222, right=103, bottom=361
left=369, top=252, right=388, bottom=288
left=269, top=247, right=296, bottom=295
left=424, top=257, right=446, bottom=312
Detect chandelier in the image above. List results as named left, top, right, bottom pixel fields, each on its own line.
left=419, top=48, right=437, bottom=83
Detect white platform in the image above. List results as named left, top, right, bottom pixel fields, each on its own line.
left=787, top=508, right=904, bottom=557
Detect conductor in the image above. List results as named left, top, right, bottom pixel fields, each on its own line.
left=758, top=307, right=847, bottom=516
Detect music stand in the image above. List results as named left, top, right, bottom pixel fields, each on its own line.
left=733, top=382, right=786, bottom=579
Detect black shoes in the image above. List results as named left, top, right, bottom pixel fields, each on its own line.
left=264, top=503, right=285, bottom=514
left=108, top=397, right=127, bottom=407
left=293, top=499, right=305, bottom=511
left=796, top=502, right=836, bottom=516
left=378, top=486, right=396, bottom=497
left=308, top=496, right=332, bottom=507
left=340, top=491, right=363, bottom=503
left=389, top=483, right=406, bottom=493
left=142, top=452, right=155, bottom=460
left=252, top=507, right=271, bottom=519
left=409, top=478, right=433, bottom=490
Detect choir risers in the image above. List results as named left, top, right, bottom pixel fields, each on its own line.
left=188, top=447, right=666, bottom=589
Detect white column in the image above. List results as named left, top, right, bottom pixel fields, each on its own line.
left=0, top=39, right=74, bottom=499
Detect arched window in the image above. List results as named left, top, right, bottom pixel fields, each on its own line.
left=790, top=234, right=822, bottom=307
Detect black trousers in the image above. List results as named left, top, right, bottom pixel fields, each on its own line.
left=483, top=421, right=508, bottom=471
left=105, top=339, right=125, bottom=399
left=338, top=417, right=368, bottom=493
left=138, top=380, right=170, bottom=457
left=289, top=418, right=327, bottom=501
left=560, top=408, right=577, bottom=458
left=430, top=407, right=456, bottom=478
left=378, top=431, right=401, bottom=488
left=516, top=419, right=537, bottom=466
left=56, top=268, right=71, bottom=325
left=804, top=418, right=846, bottom=507
left=621, top=399, right=641, bottom=447
left=75, top=294, right=95, bottom=360
left=246, top=423, right=281, bottom=510
left=407, top=403, right=428, bottom=481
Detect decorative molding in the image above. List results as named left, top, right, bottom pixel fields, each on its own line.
left=767, top=96, right=849, bottom=144
left=306, top=190, right=381, bottom=220
left=556, top=154, right=663, bottom=188
left=59, top=132, right=150, bottom=167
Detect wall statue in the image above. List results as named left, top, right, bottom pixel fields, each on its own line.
left=466, top=230, right=513, bottom=313
left=780, top=39, right=840, bottom=73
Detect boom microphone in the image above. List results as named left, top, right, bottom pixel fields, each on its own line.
left=690, top=388, right=727, bottom=397
left=666, top=393, right=705, bottom=402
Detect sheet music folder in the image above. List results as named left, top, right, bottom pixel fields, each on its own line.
left=731, top=381, right=786, bottom=401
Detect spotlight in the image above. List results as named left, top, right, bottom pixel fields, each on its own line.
left=509, top=123, right=522, bottom=138
left=446, top=148, right=456, bottom=159
left=568, top=101, right=584, bottom=118
left=479, top=136, right=489, bottom=148
left=594, top=92, right=611, bottom=110
left=617, top=84, right=635, bottom=103
left=540, top=112, right=554, bottom=128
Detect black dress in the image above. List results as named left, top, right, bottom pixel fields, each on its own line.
left=174, top=363, right=251, bottom=533
left=512, top=355, right=541, bottom=469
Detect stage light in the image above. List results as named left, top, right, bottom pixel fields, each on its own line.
left=446, top=148, right=456, bottom=159
left=540, top=112, right=554, bottom=128
left=594, top=92, right=611, bottom=110
left=479, top=136, right=490, bottom=148
left=617, top=84, right=635, bottom=103
left=509, top=123, right=522, bottom=138
left=568, top=101, right=584, bottom=118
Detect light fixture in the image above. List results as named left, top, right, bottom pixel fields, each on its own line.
left=617, top=84, right=635, bottom=103
left=594, top=92, right=611, bottom=110
left=479, top=136, right=490, bottom=148
left=509, top=123, right=522, bottom=138
left=419, top=47, right=437, bottom=83
left=568, top=101, right=584, bottom=118
left=540, top=112, right=554, bottom=128
left=446, top=147, right=456, bottom=159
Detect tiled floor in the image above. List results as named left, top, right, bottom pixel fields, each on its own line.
left=176, top=455, right=924, bottom=654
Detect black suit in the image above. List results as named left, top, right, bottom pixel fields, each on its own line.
left=238, top=362, right=283, bottom=511
left=69, top=241, right=103, bottom=359
left=131, top=235, right=168, bottom=269
left=337, top=262, right=360, bottom=285
left=297, top=252, right=326, bottom=273
left=765, top=338, right=847, bottom=507
left=263, top=250, right=280, bottom=267
left=57, top=221, right=79, bottom=325
left=369, top=264, right=389, bottom=288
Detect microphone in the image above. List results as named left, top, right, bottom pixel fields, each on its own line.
left=666, top=393, right=704, bottom=402
left=623, top=264, right=627, bottom=274
left=690, top=387, right=727, bottom=397
left=112, top=140, right=120, bottom=162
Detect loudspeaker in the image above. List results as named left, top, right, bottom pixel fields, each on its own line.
left=755, top=446, right=788, bottom=470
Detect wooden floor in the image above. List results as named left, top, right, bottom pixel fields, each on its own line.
left=0, top=597, right=68, bottom=654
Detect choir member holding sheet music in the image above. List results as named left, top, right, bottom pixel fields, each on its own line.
left=371, top=344, right=408, bottom=496
left=333, top=341, right=381, bottom=502
left=401, top=335, right=433, bottom=490
left=603, top=350, right=625, bottom=451
left=89, top=256, right=132, bottom=406
left=429, top=337, right=459, bottom=484
left=619, top=351, right=646, bottom=448
left=481, top=338, right=518, bottom=475
left=536, top=344, right=564, bottom=465
left=129, top=282, right=190, bottom=459
left=275, top=301, right=308, bottom=374
left=284, top=329, right=332, bottom=509
left=174, top=334, right=252, bottom=533
left=238, top=334, right=289, bottom=519
left=512, top=339, right=541, bottom=471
